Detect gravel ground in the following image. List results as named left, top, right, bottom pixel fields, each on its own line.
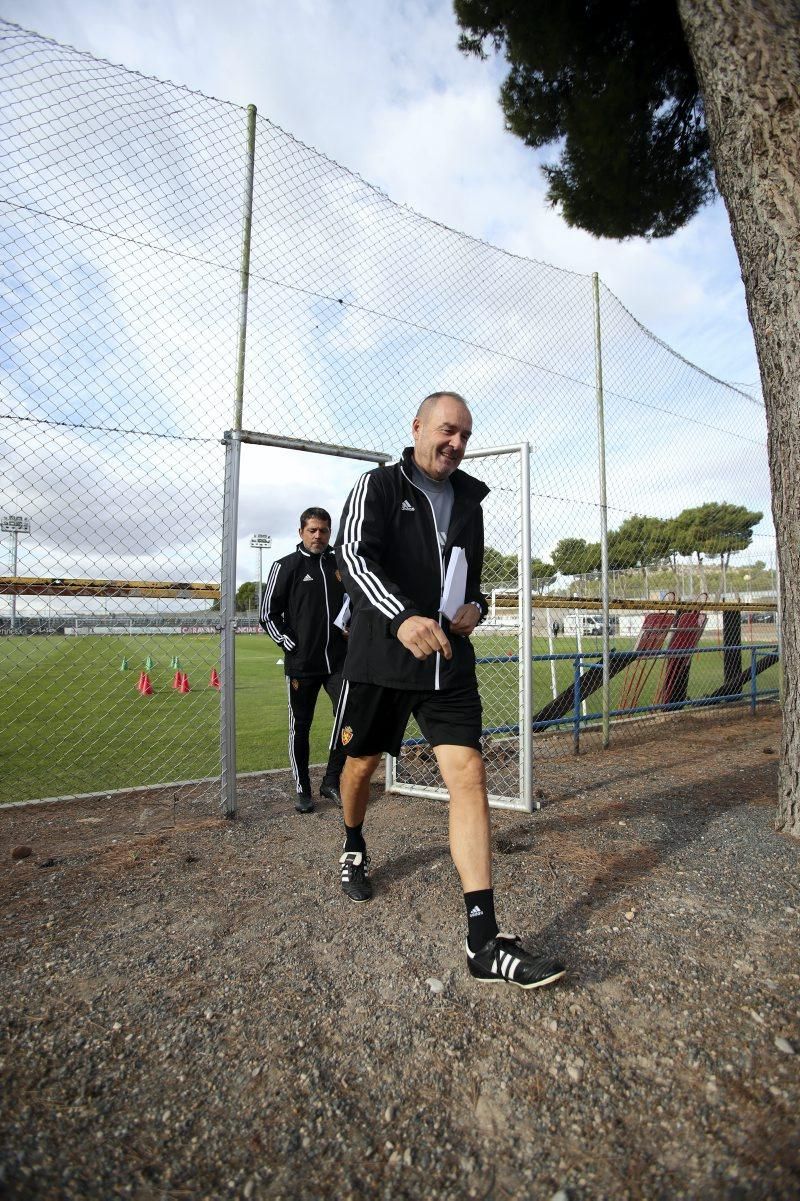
left=1, top=709, right=798, bottom=1200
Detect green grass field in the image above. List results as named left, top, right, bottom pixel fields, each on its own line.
left=0, top=632, right=779, bottom=803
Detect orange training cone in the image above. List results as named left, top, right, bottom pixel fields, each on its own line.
left=178, top=672, right=191, bottom=693
left=138, top=671, right=153, bottom=696
left=172, top=670, right=182, bottom=689
left=209, top=668, right=220, bottom=689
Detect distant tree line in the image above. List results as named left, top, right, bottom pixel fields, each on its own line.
left=209, top=580, right=259, bottom=612
left=228, top=503, right=764, bottom=608
left=483, top=502, right=764, bottom=594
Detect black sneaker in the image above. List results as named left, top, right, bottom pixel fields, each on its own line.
left=294, top=793, right=315, bottom=814
left=320, top=782, right=342, bottom=806
left=339, top=850, right=372, bottom=903
left=466, top=933, right=565, bottom=989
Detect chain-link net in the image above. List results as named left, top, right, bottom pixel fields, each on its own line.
left=0, top=24, right=243, bottom=803
left=0, top=21, right=777, bottom=808
left=538, top=284, right=777, bottom=753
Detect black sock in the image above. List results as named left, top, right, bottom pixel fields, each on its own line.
left=465, top=888, right=498, bottom=952
left=343, top=821, right=366, bottom=854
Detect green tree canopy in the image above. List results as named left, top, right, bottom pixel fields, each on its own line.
left=552, top=537, right=601, bottom=577
left=454, top=0, right=714, bottom=237
left=608, top=514, right=675, bottom=572
left=236, top=581, right=258, bottom=612
left=530, top=557, right=557, bottom=593
left=482, top=545, right=518, bottom=585
left=671, top=503, right=762, bottom=567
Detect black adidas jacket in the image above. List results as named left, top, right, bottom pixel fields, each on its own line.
left=260, top=544, right=347, bottom=678
left=334, top=447, right=489, bottom=690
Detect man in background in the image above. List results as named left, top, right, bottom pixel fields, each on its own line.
left=261, top=507, right=348, bottom=813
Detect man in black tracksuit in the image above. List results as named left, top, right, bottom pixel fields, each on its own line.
left=332, top=392, right=566, bottom=990
left=260, top=506, right=348, bottom=814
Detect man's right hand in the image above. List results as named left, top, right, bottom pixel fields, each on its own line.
left=396, top=615, right=452, bottom=661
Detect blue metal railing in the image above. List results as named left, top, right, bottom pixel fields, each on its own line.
left=399, top=640, right=780, bottom=752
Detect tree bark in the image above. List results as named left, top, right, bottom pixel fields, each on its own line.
left=678, top=0, right=800, bottom=836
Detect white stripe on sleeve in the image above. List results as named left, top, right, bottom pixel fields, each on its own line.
left=262, top=562, right=290, bottom=647
left=340, top=473, right=404, bottom=619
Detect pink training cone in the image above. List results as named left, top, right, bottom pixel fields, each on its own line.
left=178, top=672, right=191, bottom=693
left=209, top=668, right=220, bottom=689
left=138, top=671, right=153, bottom=696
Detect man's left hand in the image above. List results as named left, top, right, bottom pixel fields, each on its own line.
left=449, top=602, right=480, bottom=636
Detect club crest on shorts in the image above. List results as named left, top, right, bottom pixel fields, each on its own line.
left=341, top=725, right=353, bottom=746
left=291, top=678, right=300, bottom=691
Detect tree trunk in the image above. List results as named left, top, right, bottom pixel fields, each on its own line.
left=678, top=0, right=800, bottom=836
left=695, top=552, right=707, bottom=594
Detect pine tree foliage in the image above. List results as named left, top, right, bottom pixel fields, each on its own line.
left=454, top=0, right=715, bottom=236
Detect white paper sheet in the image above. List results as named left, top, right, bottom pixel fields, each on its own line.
left=440, top=547, right=467, bottom=620
left=333, top=593, right=351, bottom=631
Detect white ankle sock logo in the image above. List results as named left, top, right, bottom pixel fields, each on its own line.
left=469, top=905, right=484, bottom=917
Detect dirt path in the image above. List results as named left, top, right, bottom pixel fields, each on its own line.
left=1, top=710, right=798, bottom=1200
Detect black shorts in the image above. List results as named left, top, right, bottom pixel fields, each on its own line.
left=331, top=680, right=483, bottom=758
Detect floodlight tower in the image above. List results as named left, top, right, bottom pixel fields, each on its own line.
left=1, top=514, right=31, bottom=633
left=249, top=533, right=272, bottom=621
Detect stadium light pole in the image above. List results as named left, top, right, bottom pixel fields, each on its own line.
left=2, top=514, right=30, bottom=633
left=250, top=534, right=271, bottom=621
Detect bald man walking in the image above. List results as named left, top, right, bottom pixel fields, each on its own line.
left=332, top=392, right=565, bottom=989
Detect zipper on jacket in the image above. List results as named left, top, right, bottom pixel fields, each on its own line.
left=401, top=466, right=446, bottom=691
left=320, top=553, right=332, bottom=674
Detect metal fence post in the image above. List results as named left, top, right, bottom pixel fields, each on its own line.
left=572, top=655, right=582, bottom=755
left=220, top=102, right=257, bottom=819
left=220, top=431, right=242, bottom=817
left=592, top=272, right=611, bottom=748
left=519, top=442, right=533, bottom=812
left=10, top=527, right=18, bottom=633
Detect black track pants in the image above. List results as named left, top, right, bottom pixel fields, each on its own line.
left=286, top=671, right=347, bottom=796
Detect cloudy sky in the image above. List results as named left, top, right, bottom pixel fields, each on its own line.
left=1, top=0, right=761, bottom=386
left=1, top=0, right=770, bottom=589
